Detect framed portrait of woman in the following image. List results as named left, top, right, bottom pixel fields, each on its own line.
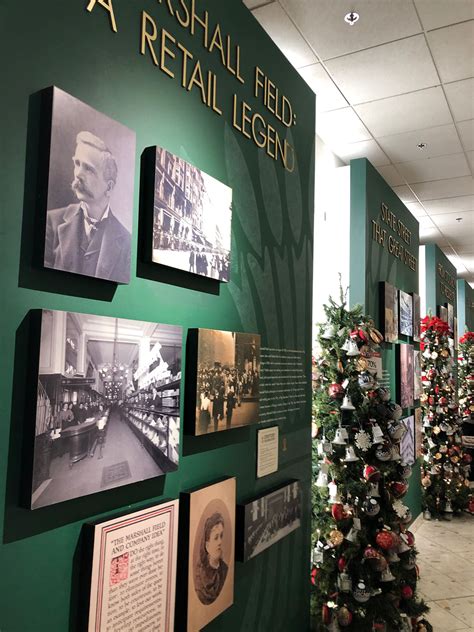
left=179, top=477, right=236, bottom=631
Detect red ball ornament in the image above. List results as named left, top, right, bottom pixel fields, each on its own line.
left=463, top=453, right=473, bottom=464
left=328, top=382, right=344, bottom=399
left=338, top=557, right=346, bottom=572
left=311, top=567, right=319, bottom=585
left=391, top=481, right=408, bottom=498
left=401, top=585, right=413, bottom=599
left=376, top=530, right=395, bottom=550
left=468, top=498, right=474, bottom=513
left=406, top=531, right=415, bottom=547
left=439, top=396, right=448, bottom=405
left=331, top=503, right=348, bottom=521
left=364, top=464, right=381, bottom=481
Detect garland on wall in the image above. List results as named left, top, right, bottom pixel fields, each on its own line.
left=311, top=290, right=430, bottom=632
left=458, top=331, right=474, bottom=486
left=420, top=316, right=470, bottom=518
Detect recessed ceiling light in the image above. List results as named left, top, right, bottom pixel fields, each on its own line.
left=344, top=11, right=360, bottom=26
left=417, top=142, right=427, bottom=150
left=456, top=217, right=463, bottom=222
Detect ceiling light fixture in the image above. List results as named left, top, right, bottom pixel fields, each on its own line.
left=344, top=11, right=360, bottom=26
left=416, top=142, right=427, bottom=150
left=456, top=217, right=463, bottom=222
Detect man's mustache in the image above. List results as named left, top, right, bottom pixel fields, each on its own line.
left=72, top=178, right=93, bottom=198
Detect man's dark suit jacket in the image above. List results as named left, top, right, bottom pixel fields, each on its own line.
left=44, top=203, right=131, bottom=283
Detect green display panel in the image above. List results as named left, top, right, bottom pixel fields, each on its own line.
left=349, top=158, right=422, bottom=519
left=0, top=1, right=315, bottom=630
left=457, top=280, right=474, bottom=334
left=424, top=244, right=457, bottom=319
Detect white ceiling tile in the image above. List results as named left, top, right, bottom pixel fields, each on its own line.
left=419, top=225, right=449, bottom=244
left=393, top=185, right=417, bottom=203
left=280, top=0, right=421, bottom=61
left=325, top=36, right=439, bottom=104
left=467, top=151, right=474, bottom=171
left=431, top=210, right=474, bottom=228
left=411, top=176, right=474, bottom=200
left=414, top=0, right=474, bottom=31
left=375, top=165, right=404, bottom=187
left=406, top=202, right=427, bottom=217
left=378, top=124, right=463, bottom=163
left=418, top=215, right=437, bottom=228
left=355, top=87, right=452, bottom=137
left=422, top=195, right=474, bottom=214
left=427, top=22, right=474, bottom=83
left=298, top=63, right=349, bottom=111
left=444, top=78, right=474, bottom=122
left=316, top=107, right=372, bottom=145
left=252, top=2, right=318, bottom=68
left=396, top=153, right=470, bottom=184
left=456, top=119, right=474, bottom=151
left=332, top=139, right=390, bottom=167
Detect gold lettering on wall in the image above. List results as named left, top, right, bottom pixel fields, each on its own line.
left=86, top=0, right=118, bottom=32
left=88, top=0, right=300, bottom=172
left=371, top=203, right=418, bottom=271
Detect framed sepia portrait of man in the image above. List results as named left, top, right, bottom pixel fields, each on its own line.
left=179, top=478, right=236, bottom=632
left=43, top=87, right=136, bottom=283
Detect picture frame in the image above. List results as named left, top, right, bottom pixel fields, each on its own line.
left=31, top=309, right=182, bottom=509
left=179, top=478, right=236, bottom=632
left=412, top=292, right=421, bottom=342
left=380, top=282, right=398, bottom=343
left=398, top=290, right=413, bottom=337
left=186, top=328, right=260, bottom=436
left=236, top=480, right=302, bottom=562
left=438, top=305, right=448, bottom=322
left=413, top=349, right=422, bottom=401
left=86, top=500, right=179, bottom=632
left=398, top=343, right=414, bottom=409
left=446, top=303, right=454, bottom=333
left=400, top=416, right=415, bottom=465
left=150, top=146, right=232, bottom=282
left=44, top=87, right=136, bottom=284
left=414, top=407, right=423, bottom=459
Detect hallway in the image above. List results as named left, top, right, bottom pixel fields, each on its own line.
left=32, top=410, right=164, bottom=509
left=416, top=514, right=474, bottom=630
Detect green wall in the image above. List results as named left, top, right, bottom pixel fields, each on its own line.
left=457, top=280, right=474, bottom=334
left=0, top=1, right=315, bottom=630
left=349, top=158, right=422, bottom=519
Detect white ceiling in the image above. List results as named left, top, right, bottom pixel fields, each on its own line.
left=244, top=0, right=474, bottom=285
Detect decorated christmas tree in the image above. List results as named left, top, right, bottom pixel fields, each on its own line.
left=458, top=331, right=474, bottom=484
left=420, top=316, right=470, bottom=518
left=311, top=290, right=430, bottom=632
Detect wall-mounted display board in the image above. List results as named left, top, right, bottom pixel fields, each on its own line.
left=0, top=0, right=315, bottom=629
left=85, top=500, right=178, bottom=632
left=178, top=478, right=236, bottom=632
left=349, top=158, right=421, bottom=519
left=44, top=87, right=136, bottom=284
left=400, top=416, right=415, bottom=466
left=236, top=480, right=301, bottom=562
left=186, top=328, right=260, bottom=435
left=150, top=146, right=232, bottom=282
left=30, top=309, right=182, bottom=509
left=399, top=290, right=413, bottom=337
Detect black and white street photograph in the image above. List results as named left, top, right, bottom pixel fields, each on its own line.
left=194, top=329, right=260, bottom=435
left=32, top=309, right=181, bottom=509
left=44, top=87, right=136, bottom=284
left=239, top=481, right=302, bottom=562
left=400, top=416, right=415, bottom=466
left=151, top=147, right=232, bottom=282
left=399, top=290, right=413, bottom=337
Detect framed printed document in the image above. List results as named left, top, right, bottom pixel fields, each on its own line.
left=86, top=500, right=179, bottom=632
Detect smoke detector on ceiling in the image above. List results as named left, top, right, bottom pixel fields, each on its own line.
left=344, top=11, right=360, bottom=26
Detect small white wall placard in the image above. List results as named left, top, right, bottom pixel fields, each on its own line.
left=257, top=426, right=279, bottom=478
